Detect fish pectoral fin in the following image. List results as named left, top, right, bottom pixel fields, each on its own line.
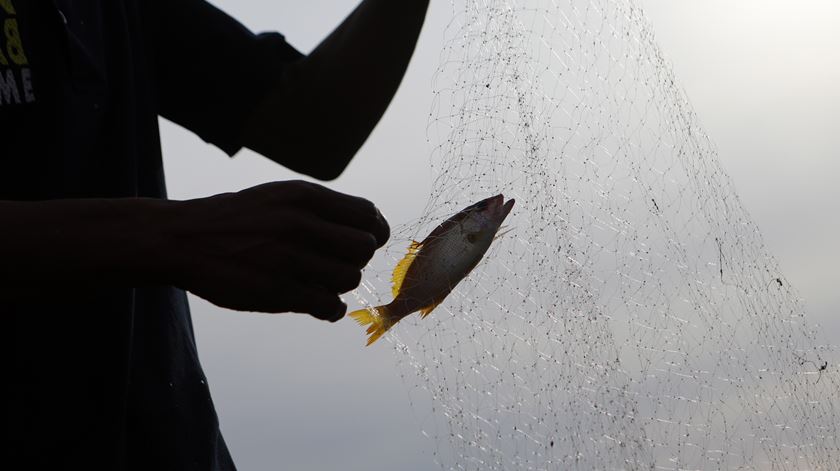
left=392, top=240, right=422, bottom=298
left=419, top=301, right=442, bottom=319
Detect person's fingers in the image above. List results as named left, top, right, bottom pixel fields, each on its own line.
left=279, top=247, right=363, bottom=293
left=278, top=281, right=347, bottom=322
left=194, top=265, right=347, bottom=320
left=293, top=217, right=379, bottom=267
left=279, top=181, right=390, bottom=247
left=318, top=199, right=390, bottom=248
left=317, top=199, right=390, bottom=248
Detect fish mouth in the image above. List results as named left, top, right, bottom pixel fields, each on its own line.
left=500, top=197, right=515, bottom=221
left=465, top=194, right=515, bottom=221
left=486, top=194, right=515, bottom=221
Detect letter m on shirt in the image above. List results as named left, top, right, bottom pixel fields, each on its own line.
left=0, top=68, right=21, bottom=104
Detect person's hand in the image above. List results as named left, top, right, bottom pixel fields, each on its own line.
left=163, top=181, right=389, bottom=321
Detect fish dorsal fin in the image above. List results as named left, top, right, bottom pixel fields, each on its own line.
left=392, top=240, right=422, bottom=297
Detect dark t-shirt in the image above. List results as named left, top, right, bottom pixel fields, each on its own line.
left=4, top=1, right=302, bottom=469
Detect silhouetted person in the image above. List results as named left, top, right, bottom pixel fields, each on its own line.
left=3, top=0, right=429, bottom=469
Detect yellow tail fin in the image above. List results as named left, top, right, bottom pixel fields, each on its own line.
left=349, top=306, right=393, bottom=346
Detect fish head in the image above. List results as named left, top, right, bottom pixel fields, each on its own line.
left=458, top=194, right=515, bottom=246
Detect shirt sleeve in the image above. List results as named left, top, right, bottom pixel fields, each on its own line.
left=148, top=0, right=303, bottom=156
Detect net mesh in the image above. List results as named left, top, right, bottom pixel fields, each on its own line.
left=353, top=0, right=838, bottom=469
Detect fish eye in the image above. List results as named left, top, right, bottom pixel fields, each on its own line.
left=467, top=233, right=478, bottom=243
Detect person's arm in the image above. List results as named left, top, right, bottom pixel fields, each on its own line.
left=240, top=0, right=431, bottom=180
left=151, top=0, right=428, bottom=179
left=0, top=198, right=171, bottom=290
left=0, top=181, right=389, bottom=320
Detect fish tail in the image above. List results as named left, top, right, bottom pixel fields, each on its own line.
left=348, top=305, right=394, bottom=346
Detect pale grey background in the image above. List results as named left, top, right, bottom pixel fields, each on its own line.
left=158, top=1, right=839, bottom=469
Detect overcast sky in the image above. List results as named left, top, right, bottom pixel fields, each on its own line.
left=159, top=1, right=839, bottom=469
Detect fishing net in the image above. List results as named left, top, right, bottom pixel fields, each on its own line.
left=353, top=0, right=838, bottom=469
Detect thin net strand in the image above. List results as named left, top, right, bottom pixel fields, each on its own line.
left=354, top=0, right=838, bottom=469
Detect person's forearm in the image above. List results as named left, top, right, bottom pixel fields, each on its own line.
left=243, top=0, right=431, bottom=180
left=0, top=198, right=174, bottom=297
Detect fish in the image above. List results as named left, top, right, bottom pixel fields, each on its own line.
left=349, top=194, right=515, bottom=346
